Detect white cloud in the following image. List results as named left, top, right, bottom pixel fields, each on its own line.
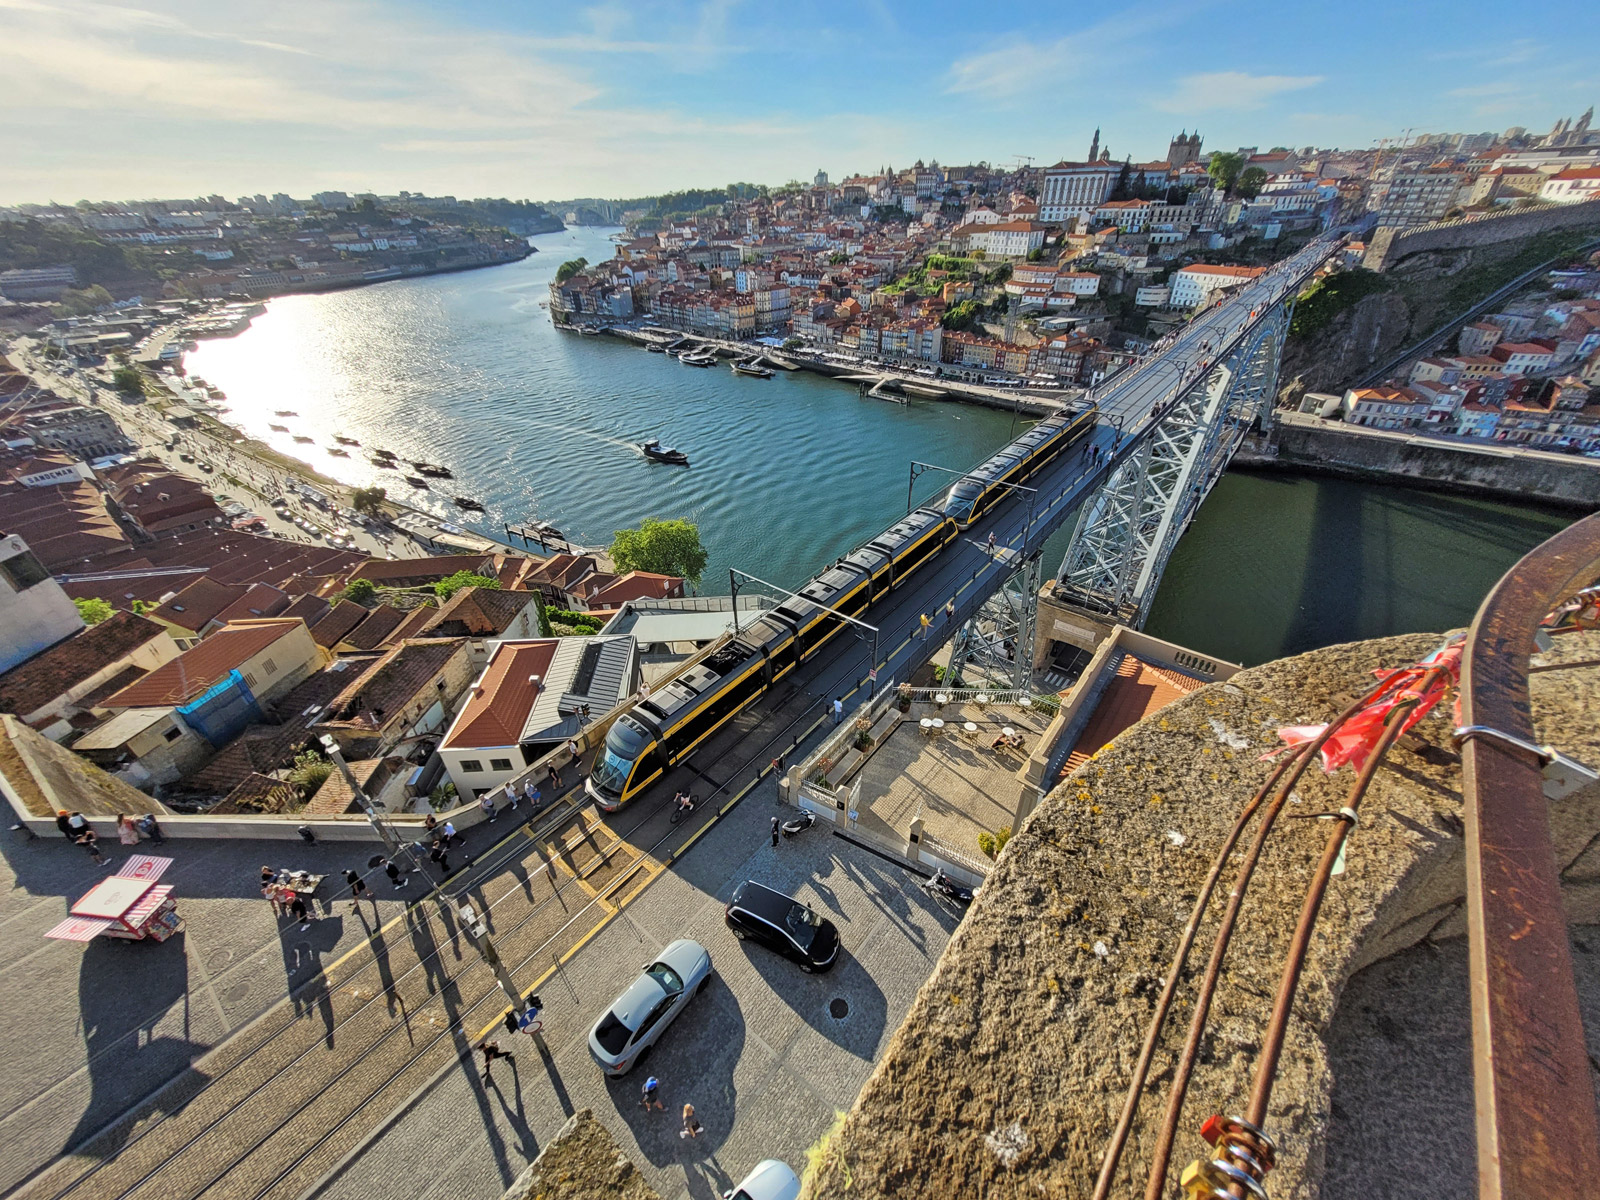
left=1156, top=71, right=1323, bottom=113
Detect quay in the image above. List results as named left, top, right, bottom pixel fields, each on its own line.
left=598, top=324, right=1073, bottom=417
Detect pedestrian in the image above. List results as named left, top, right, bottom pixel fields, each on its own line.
left=918, top=613, right=931, bottom=637
left=297, top=825, right=316, bottom=845
left=430, top=839, right=451, bottom=875
left=64, top=810, right=90, bottom=840
left=441, top=819, right=460, bottom=847
left=137, top=813, right=166, bottom=844
left=566, top=738, right=582, bottom=773
left=771, top=817, right=780, bottom=848
left=502, top=780, right=518, bottom=811
left=289, top=894, right=313, bottom=930
left=987, top=531, right=997, bottom=558
left=524, top=779, right=541, bottom=809
left=679, top=1102, right=702, bottom=1139
left=771, top=752, right=785, bottom=776
left=547, top=761, right=561, bottom=789
left=831, top=696, right=844, bottom=725
left=423, top=813, right=438, bottom=837
left=77, top=829, right=108, bottom=866
left=480, top=792, right=497, bottom=823
left=641, top=1075, right=665, bottom=1111
left=477, top=1039, right=514, bottom=1083
left=344, top=868, right=370, bottom=910
left=945, top=600, right=955, bottom=624
left=55, top=809, right=75, bottom=840
left=383, top=858, right=407, bottom=889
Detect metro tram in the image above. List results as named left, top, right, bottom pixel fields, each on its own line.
left=587, top=402, right=1098, bottom=810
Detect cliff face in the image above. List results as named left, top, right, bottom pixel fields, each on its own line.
left=1278, top=290, right=1413, bottom=405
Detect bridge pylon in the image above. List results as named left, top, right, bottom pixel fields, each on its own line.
left=945, top=551, right=1045, bottom=690
left=1052, top=300, right=1294, bottom=630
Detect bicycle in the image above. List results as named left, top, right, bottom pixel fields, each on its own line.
left=668, top=793, right=699, bottom=825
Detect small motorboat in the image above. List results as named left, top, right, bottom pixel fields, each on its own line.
left=293, top=435, right=314, bottom=443
left=403, top=475, right=429, bottom=489
left=453, top=496, right=485, bottom=511
left=414, top=463, right=454, bottom=479
left=679, top=352, right=716, bottom=367
left=731, top=360, right=775, bottom=378
left=275, top=410, right=298, bottom=417
left=269, top=423, right=289, bottom=432
left=645, top=342, right=667, bottom=353
left=640, top=439, right=689, bottom=466
left=334, top=435, right=360, bottom=446
left=371, top=448, right=398, bottom=459
left=536, top=521, right=564, bottom=539
left=369, top=454, right=396, bottom=467
left=327, top=447, right=350, bottom=457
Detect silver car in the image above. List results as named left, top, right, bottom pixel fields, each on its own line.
left=588, top=938, right=713, bottom=1076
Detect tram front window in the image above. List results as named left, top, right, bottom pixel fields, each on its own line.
left=944, top=481, right=983, bottom=525
left=592, top=718, right=648, bottom=798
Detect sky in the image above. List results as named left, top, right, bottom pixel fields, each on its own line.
left=3, top=0, right=1597, bottom=206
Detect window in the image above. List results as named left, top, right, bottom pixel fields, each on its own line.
left=0, top=549, right=49, bottom=592
left=263, top=657, right=277, bottom=674
left=489, top=757, right=513, bottom=772
left=163, top=725, right=182, bottom=742
left=243, top=672, right=259, bottom=687
left=459, top=759, right=484, bottom=772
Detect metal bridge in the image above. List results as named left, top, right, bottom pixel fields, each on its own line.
left=653, top=235, right=1343, bottom=822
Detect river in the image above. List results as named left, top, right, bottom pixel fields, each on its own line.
left=184, top=226, right=1576, bottom=667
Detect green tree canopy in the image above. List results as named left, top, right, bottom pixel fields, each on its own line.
left=1207, top=152, right=1245, bottom=196
left=350, top=486, right=387, bottom=515
left=941, top=299, right=981, bottom=331
left=1235, top=167, right=1268, bottom=200
left=435, top=571, right=501, bottom=601
left=52, top=285, right=115, bottom=318
left=554, top=257, right=588, bottom=284
left=74, top=597, right=114, bottom=624
left=609, top=518, right=707, bottom=585
left=342, top=577, right=377, bottom=604
left=111, top=365, right=145, bottom=394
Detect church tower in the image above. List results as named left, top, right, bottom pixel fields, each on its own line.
left=1088, top=128, right=1100, bottom=165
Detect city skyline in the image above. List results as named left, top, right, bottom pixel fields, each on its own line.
left=2, top=0, right=1598, bottom=205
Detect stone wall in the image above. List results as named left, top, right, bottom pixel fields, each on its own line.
left=1242, top=414, right=1600, bottom=507
left=1363, top=200, right=1600, bottom=272
left=801, top=629, right=1600, bottom=1200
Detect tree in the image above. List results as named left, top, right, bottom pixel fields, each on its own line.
left=75, top=597, right=114, bottom=624
left=1110, top=158, right=1133, bottom=202
left=288, top=750, right=334, bottom=798
left=434, top=571, right=501, bottom=601
left=111, top=365, right=145, bottom=394
left=1207, top=152, right=1245, bottom=197
left=609, top=518, right=707, bottom=585
left=554, top=257, right=588, bottom=284
left=782, top=338, right=803, bottom=350
left=535, top=595, right=555, bottom=638
left=1235, top=167, right=1268, bottom=200
left=52, top=285, right=114, bottom=318
left=942, top=300, right=981, bottom=331
left=343, top=577, right=377, bottom=604
left=350, top=486, right=386, bottom=516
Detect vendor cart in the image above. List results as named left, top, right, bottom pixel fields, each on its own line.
left=45, top=855, right=183, bottom=944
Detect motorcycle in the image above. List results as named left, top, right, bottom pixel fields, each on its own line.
left=780, top=810, right=815, bottom=838
left=920, top=867, right=977, bottom=906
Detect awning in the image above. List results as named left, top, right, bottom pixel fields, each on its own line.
left=45, top=916, right=115, bottom=942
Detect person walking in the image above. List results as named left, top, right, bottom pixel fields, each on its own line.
left=344, top=868, right=371, bottom=910
left=641, top=1076, right=665, bottom=1111
left=441, top=820, right=460, bottom=848
left=63, top=810, right=90, bottom=841
left=477, top=1040, right=514, bottom=1084
left=55, top=809, right=76, bottom=840
left=288, top=894, right=313, bottom=930
left=547, top=761, right=561, bottom=790
left=566, top=738, right=582, bottom=774
left=502, top=780, right=519, bottom=812
left=986, top=531, right=997, bottom=558
left=832, top=697, right=843, bottom=725
left=383, top=858, right=407, bottom=889
left=945, top=600, right=956, bottom=625
left=480, top=792, right=497, bottom=824
left=771, top=817, right=780, bottom=848
left=918, top=613, right=931, bottom=638
left=679, top=1102, right=702, bottom=1140
left=77, top=828, right=108, bottom=866
left=136, top=813, right=166, bottom=844
left=430, top=839, right=451, bottom=876
left=523, top=779, right=541, bottom=810
left=423, top=813, right=438, bottom=838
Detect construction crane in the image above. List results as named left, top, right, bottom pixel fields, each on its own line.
left=1013, top=155, right=1036, bottom=171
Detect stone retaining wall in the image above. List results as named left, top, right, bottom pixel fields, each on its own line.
left=1363, top=199, right=1600, bottom=272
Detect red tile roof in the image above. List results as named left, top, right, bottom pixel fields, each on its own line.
left=151, top=578, right=250, bottom=633
left=211, top=582, right=291, bottom=626
left=444, top=640, right=558, bottom=749
left=104, top=619, right=305, bottom=708
left=0, top=611, right=170, bottom=716
left=344, top=604, right=407, bottom=650
left=1061, top=654, right=1207, bottom=776
left=310, top=600, right=368, bottom=647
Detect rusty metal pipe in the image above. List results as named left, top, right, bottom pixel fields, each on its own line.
left=1141, top=672, right=1413, bottom=1200
left=1459, top=510, right=1600, bottom=1200
left=1246, top=678, right=1436, bottom=1127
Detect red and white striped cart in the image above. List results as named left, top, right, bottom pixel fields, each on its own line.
left=44, top=855, right=183, bottom=945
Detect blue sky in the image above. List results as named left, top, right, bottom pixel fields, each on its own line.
left=2, top=0, right=1596, bottom=205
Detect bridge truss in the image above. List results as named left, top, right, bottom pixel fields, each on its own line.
left=1054, top=299, right=1295, bottom=628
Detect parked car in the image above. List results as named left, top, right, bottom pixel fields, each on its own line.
left=178, top=452, right=195, bottom=462
left=723, top=1160, right=801, bottom=1200
left=724, top=880, right=839, bottom=973
left=587, top=939, right=712, bottom=1076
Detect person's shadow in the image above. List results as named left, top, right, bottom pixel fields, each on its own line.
left=279, top=914, right=344, bottom=1049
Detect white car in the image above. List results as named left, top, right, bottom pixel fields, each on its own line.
left=588, top=938, right=712, bottom=1076
left=723, top=1160, right=801, bottom=1200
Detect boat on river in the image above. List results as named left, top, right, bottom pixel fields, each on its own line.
left=293, top=435, right=314, bottom=443
left=640, top=438, right=689, bottom=466
left=333, top=435, right=360, bottom=446
left=412, top=462, right=454, bottom=479
left=404, top=475, right=429, bottom=489
left=327, top=447, right=349, bottom=457
left=269, top=423, right=289, bottom=432
left=453, top=496, right=485, bottom=511
left=369, top=454, right=395, bottom=467
left=679, top=352, right=717, bottom=367
left=275, top=410, right=297, bottom=417
left=731, top=360, right=774, bottom=378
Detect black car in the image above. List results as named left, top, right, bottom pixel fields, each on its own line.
left=725, top=880, right=839, bottom=972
